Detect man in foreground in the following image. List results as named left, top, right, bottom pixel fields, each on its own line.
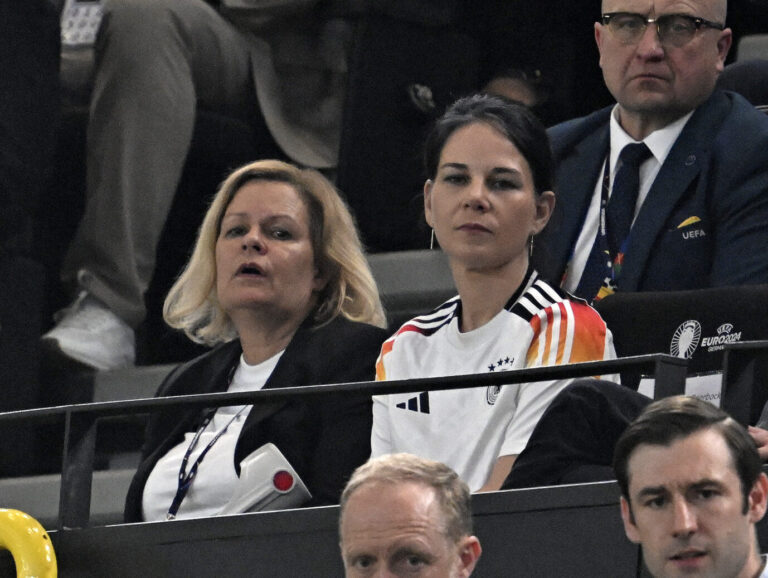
left=613, top=395, right=768, bottom=577
left=339, top=453, right=482, bottom=577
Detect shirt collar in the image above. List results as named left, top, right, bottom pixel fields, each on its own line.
left=608, top=105, right=694, bottom=172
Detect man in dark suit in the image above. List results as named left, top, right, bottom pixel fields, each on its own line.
left=538, top=0, right=768, bottom=302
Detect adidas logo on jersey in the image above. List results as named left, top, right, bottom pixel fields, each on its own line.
left=396, top=391, right=430, bottom=414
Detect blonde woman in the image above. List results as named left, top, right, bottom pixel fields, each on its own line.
left=125, top=160, right=387, bottom=522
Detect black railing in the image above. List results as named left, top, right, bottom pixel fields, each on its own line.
left=0, top=354, right=688, bottom=530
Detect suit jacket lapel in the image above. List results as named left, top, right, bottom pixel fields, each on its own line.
left=233, top=323, right=319, bottom=473
left=620, top=92, right=730, bottom=291
left=152, top=341, right=242, bottom=439
left=238, top=322, right=313, bottom=435
left=551, top=124, right=610, bottom=271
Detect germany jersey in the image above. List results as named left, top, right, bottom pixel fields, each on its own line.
left=372, top=269, right=616, bottom=491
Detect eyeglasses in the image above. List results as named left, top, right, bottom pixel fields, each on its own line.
left=601, top=12, right=725, bottom=47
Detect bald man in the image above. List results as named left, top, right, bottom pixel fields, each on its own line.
left=339, top=454, right=482, bottom=577
left=539, top=0, right=768, bottom=302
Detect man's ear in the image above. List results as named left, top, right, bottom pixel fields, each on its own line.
left=595, top=21, right=605, bottom=70
left=716, top=28, right=733, bottom=70
left=747, top=472, right=768, bottom=524
left=620, top=496, right=641, bottom=544
left=338, top=541, right=347, bottom=570
left=456, top=536, right=482, bottom=577
left=424, top=179, right=434, bottom=228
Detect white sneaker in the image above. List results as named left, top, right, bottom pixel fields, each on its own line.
left=42, top=292, right=135, bottom=371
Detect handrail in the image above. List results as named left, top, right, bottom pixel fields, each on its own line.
left=0, top=354, right=685, bottom=424
left=0, top=353, right=687, bottom=532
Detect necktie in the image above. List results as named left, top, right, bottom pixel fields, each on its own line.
left=574, top=142, right=651, bottom=301
left=606, top=142, right=652, bottom=255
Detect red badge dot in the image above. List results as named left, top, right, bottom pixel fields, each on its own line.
left=273, top=470, right=294, bottom=492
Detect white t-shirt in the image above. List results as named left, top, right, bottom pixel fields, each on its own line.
left=142, top=350, right=283, bottom=521
left=372, top=271, right=616, bottom=491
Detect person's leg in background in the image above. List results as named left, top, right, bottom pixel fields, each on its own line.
left=502, top=379, right=652, bottom=489
left=44, top=0, right=257, bottom=370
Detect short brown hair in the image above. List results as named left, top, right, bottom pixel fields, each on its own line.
left=613, top=395, right=761, bottom=513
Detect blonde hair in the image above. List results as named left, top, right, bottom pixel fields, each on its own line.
left=340, top=453, right=473, bottom=544
left=164, top=159, right=386, bottom=345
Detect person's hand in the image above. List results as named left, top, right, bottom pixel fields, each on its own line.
left=748, top=426, right=768, bottom=461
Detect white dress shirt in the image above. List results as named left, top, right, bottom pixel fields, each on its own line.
left=562, top=106, right=694, bottom=293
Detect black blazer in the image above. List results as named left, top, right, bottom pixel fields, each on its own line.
left=539, top=90, right=768, bottom=293
left=124, top=316, right=387, bottom=522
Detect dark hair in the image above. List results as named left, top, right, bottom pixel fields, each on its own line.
left=482, top=66, right=550, bottom=109
left=613, top=395, right=762, bottom=513
left=423, top=93, right=554, bottom=196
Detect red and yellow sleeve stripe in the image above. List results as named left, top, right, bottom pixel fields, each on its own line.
left=526, top=301, right=610, bottom=367
left=375, top=339, right=394, bottom=381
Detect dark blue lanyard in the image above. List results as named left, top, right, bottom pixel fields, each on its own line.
left=564, top=147, right=638, bottom=296
left=598, top=157, right=611, bottom=250
left=166, top=405, right=247, bottom=520
left=592, top=152, right=633, bottom=280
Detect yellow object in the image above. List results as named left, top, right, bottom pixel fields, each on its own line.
left=0, top=509, right=57, bottom=577
left=595, top=284, right=615, bottom=301
left=677, top=216, right=701, bottom=228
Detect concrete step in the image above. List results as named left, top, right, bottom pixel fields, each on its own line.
left=0, top=468, right=135, bottom=529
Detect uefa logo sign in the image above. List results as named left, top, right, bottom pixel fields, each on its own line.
left=670, top=320, right=702, bottom=359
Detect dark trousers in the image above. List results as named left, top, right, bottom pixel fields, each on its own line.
left=502, top=379, right=652, bottom=489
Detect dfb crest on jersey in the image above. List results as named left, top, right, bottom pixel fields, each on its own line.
left=486, top=385, right=501, bottom=405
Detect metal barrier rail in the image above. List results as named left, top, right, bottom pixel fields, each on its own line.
left=0, top=354, right=687, bottom=530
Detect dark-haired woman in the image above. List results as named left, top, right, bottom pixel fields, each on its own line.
left=372, top=95, right=617, bottom=492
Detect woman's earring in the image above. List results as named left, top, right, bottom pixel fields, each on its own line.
left=528, top=235, right=534, bottom=258
left=430, top=228, right=436, bottom=250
